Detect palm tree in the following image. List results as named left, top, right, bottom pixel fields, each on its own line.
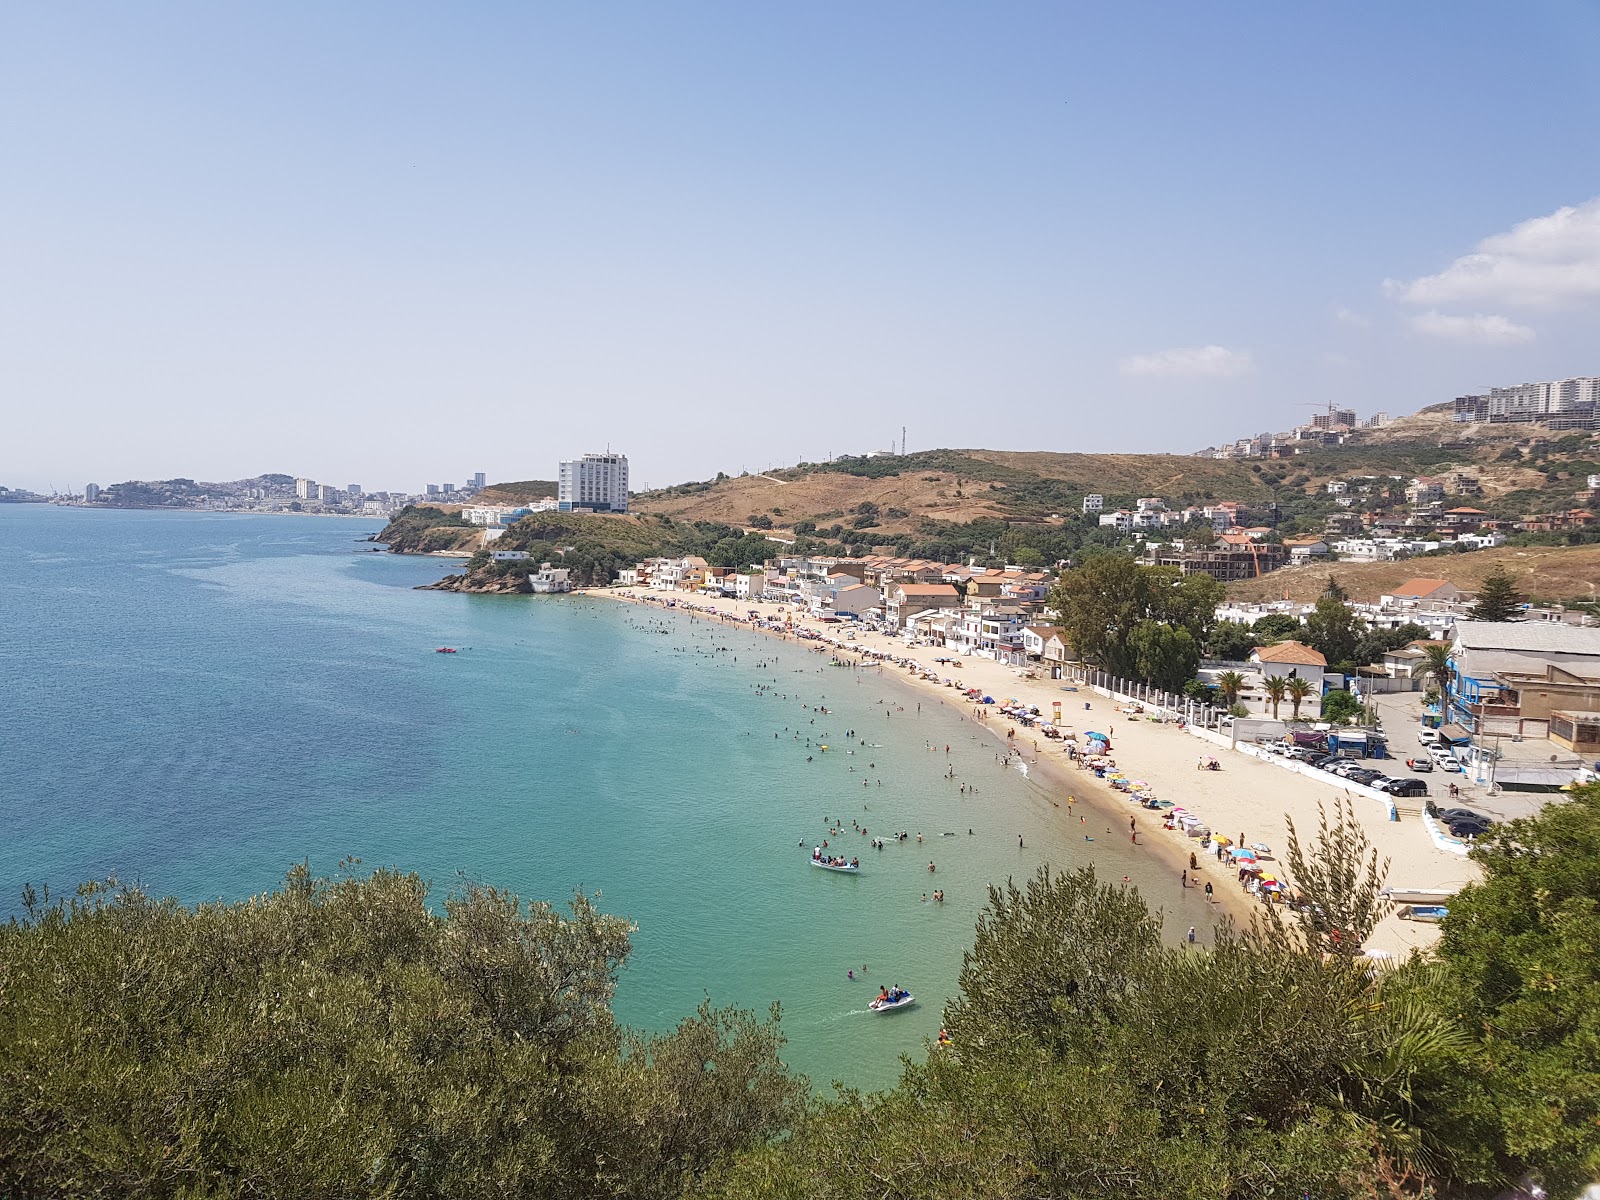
left=1264, top=675, right=1288, bottom=720
left=1416, top=642, right=1452, bottom=696
left=1217, top=670, right=1245, bottom=708
left=1286, top=675, right=1314, bottom=721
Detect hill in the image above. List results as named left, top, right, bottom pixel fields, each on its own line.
left=475, top=479, right=557, bottom=505
left=629, top=423, right=1599, bottom=557
left=631, top=449, right=1275, bottom=535
left=1225, top=543, right=1600, bottom=605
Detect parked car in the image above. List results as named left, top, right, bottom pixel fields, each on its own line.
left=1436, top=807, right=1488, bottom=825
left=1304, top=754, right=1339, bottom=769
left=1406, top=757, right=1434, bottom=772
left=1448, top=816, right=1493, bottom=838
left=1347, top=769, right=1384, bottom=785
left=1417, top=730, right=1443, bottom=748
left=1384, top=778, right=1429, bottom=798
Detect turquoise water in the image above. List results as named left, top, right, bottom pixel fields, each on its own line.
left=0, top=504, right=1208, bottom=1089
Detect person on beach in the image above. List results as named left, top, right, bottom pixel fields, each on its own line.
left=1187, top=926, right=1197, bottom=945
left=1205, top=882, right=1214, bottom=903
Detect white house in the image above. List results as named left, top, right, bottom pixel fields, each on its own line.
left=528, top=564, right=572, bottom=593
left=831, top=583, right=882, bottom=617
left=1099, top=510, right=1134, bottom=532
left=1082, top=494, right=1104, bottom=513
left=1283, top=537, right=1329, bottom=564
left=1250, top=641, right=1328, bottom=694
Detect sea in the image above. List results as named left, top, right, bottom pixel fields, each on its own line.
left=0, top=504, right=1208, bottom=1090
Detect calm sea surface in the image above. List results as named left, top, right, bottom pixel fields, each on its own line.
left=0, top=504, right=1206, bottom=1089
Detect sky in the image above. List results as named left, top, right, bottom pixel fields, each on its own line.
left=4, top=2, right=1600, bottom=494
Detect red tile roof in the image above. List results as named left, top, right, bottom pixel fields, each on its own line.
left=1253, top=641, right=1328, bottom=666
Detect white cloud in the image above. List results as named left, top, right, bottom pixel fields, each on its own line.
left=1333, top=306, right=1371, bottom=328
left=1385, top=197, right=1600, bottom=308
left=1118, top=344, right=1253, bottom=379
left=1322, top=352, right=1359, bottom=369
left=1409, top=311, right=1535, bottom=345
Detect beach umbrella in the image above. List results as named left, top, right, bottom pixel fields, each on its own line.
left=1249, top=843, right=1273, bottom=855
left=1212, top=834, right=1231, bottom=846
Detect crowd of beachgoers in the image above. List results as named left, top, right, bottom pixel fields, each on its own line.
left=592, top=587, right=1482, bottom=955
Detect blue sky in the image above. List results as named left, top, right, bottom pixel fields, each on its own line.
left=4, top=2, right=1600, bottom=493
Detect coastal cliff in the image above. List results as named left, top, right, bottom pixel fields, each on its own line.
left=419, top=566, right=532, bottom=594
left=372, top=506, right=482, bottom=555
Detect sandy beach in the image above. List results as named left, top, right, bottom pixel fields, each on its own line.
left=588, top=586, right=1482, bottom=954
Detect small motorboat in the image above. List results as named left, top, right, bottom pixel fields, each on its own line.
left=811, top=858, right=860, bottom=872
left=1399, top=905, right=1449, bottom=923
left=435, top=647, right=458, bottom=654
left=869, top=991, right=915, bottom=1013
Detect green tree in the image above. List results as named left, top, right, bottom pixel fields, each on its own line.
left=1320, top=688, right=1363, bottom=724
left=1010, top=545, right=1045, bottom=567
left=713, top=836, right=1466, bottom=1200
left=1204, top=618, right=1259, bottom=662
left=1263, top=674, right=1288, bottom=719
left=1127, top=620, right=1199, bottom=692
left=1046, top=556, right=1219, bottom=681
left=1252, top=612, right=1303, bottom=642
left=1469, top=565, right=1525, bottom=621
left=1215, top=670, right=1245, bottom=707
left=0, top=868, right=804, bottom=1198
left=1285, top=674, right=1314, bottom=719
left=1279, top=797, right=1392, bottom=959
left=1425, top=783, right=1600, bottom=1195
left=1323, top=574, right=1350, bottom=601
left=1304, top=594, right=1366, bottom=669
left=1416, top=641, right=1452, bottom=693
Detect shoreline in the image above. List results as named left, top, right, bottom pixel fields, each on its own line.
left=585, top=586, right=1258, bottom=935
left=579, top=585, right=1482, bottom=954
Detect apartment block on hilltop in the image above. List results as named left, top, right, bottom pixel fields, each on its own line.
left=558, top=452, right=629, bottom=513
left=1454, top=377, right=1600, bottom=430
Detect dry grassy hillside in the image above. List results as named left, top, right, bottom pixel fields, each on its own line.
left=475, top=480, right=558, bottom=505
left=632, top=470, right=1009, bottom=534
left=632, top=449, right=1269, bottom=534
left=1225, top=544, right=1600, bottom=605
left=959, top=450, right=1272, bottom=498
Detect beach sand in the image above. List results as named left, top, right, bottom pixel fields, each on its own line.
left=589, top=588, right=1481, bottom=954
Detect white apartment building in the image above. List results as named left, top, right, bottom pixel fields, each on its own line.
left=462, top=505, right=514, bottom=527
left=1082, top=494, right=1103, bottom=513
left=295, top=478, right=317, bottom=500
left=1099, top=510, right=1134, bottom=532
left=1455, top=377, right=1600, bottom=425
left=558, top=452, right=629, bottom=513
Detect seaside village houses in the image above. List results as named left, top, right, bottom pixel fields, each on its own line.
left=611, top=500, right=1600, bottom=792
left=620, top=553, right=1056, bottom=668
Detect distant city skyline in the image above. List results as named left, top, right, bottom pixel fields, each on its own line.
left=5, top=3, right=1600, bottom=492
